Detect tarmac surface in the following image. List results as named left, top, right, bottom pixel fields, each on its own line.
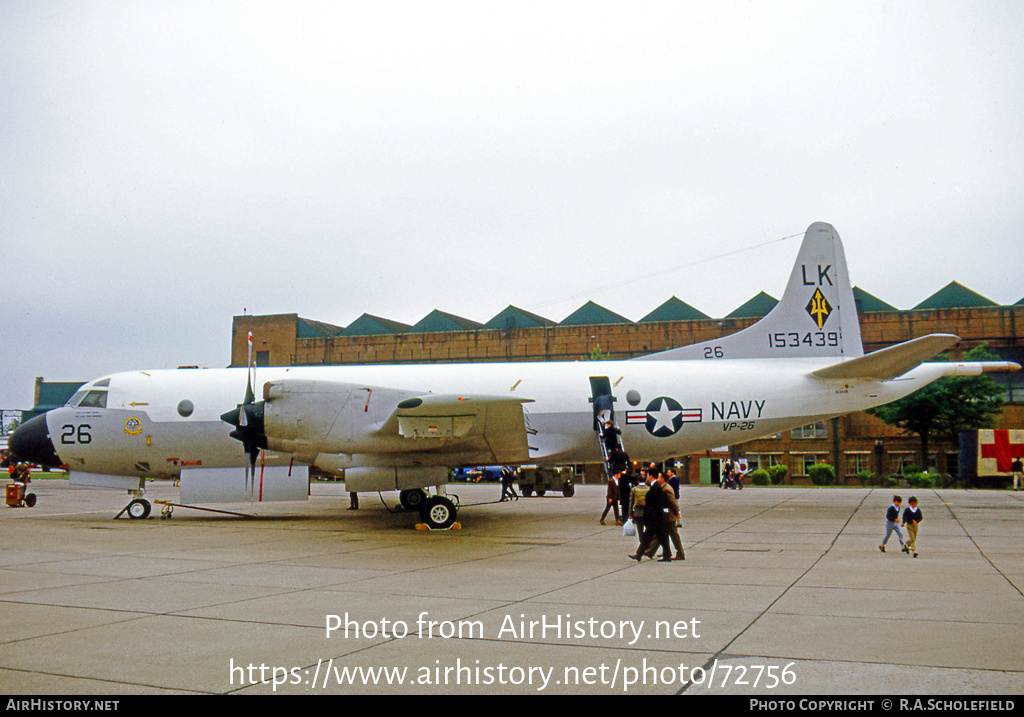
left=0, top=479, right=1022, bottom=696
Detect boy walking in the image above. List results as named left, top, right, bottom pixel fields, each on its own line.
left=902, top=496, right=922, bottom=558
left=879, top=495, right=906, bottom=553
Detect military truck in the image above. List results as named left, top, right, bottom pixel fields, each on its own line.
left=517, top=466, right=575, bottom=497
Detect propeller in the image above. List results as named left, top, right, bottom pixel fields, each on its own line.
left=220, top=332, right=267, bottom=495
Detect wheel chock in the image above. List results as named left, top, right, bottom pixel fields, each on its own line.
left=415, top=522, right=462, bottom=531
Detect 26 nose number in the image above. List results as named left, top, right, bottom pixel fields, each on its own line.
left=61, top=424, right=92, bottom=444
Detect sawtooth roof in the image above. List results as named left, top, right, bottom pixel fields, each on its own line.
left=639, top=296, right=710, bottom=323
left=340, top=314, right=411, bottom=336
left=559, top=300, right=632, bottom=326
left=725, top=291, right=778, bottom=319
left=409, top=310, right=483, bottom=333
left=481, top=305, right=554, bottom=330
left=913, top=281, right=999, bottom=310
left=853, top=287, right=897, bottom=313
left=296, top=317, right=345, bottom=339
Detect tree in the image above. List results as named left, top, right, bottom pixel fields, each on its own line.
left=867, top=345, right=1004, bottom=468
left=1, top=412, right=20, bottom=436
left=582, top=344, right=612, bottom=361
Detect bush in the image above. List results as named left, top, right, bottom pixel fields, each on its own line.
left=808, top=463, right=835, bottom=486
left=768, top=465, right=788, bottom=485
left=905, top=472, right=935, bottom=489
left=855, top=470, right=875, bottom=486
left=750, top=469, right=771, bottom=486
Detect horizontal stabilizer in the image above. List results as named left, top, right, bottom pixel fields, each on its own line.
left=811, top=334, right=960, bottom=381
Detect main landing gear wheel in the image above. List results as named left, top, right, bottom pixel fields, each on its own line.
left=418, top=496, right=457, bottom=530
left=127, top=498, right=151, bottom=520
left=399, top=489, right=427, bottom=511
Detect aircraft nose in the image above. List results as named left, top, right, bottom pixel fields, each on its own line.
left=8, top=414, right=62, bottom=468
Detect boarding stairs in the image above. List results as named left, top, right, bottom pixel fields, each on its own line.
left=589, top=376, right=628, bottom=482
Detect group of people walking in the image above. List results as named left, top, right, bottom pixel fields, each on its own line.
left=600, top=462, right=685, bottom=563
left=603, top=466, right=936, bottom=565
left=879, top=494, right=923, bottom=558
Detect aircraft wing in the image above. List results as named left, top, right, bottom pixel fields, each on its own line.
left=259, top=379, right=536, bottom=466
left=384, top=393, right=536, bottom=464
left=810, top=334, right=960, bottom=381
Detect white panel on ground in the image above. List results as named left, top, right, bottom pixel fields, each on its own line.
left=344, top=465, right=447, bottom=492
left=180, top=466, right=309, bottom=504
left=70, top=472, right=144, bottom=491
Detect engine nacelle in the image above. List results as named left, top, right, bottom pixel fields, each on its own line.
left=261, top=379, right=421, bottom=458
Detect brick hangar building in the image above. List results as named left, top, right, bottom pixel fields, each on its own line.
left=230, top=282, right=1023, bottom=486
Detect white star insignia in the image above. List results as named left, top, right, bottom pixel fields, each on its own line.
left=648, top=399, right=681, bottom=434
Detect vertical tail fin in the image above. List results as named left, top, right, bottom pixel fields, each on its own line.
left=638, top=222, right=863, bottom=361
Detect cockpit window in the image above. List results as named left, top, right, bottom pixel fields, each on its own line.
left=80, top=390, right=108, bottom=408
left=70, top=390, right=108, bottom=408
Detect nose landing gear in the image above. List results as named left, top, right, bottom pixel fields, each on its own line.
left=115, top=491, right=152, bottom=520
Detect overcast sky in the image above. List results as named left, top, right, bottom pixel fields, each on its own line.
left=3, top=0, right=1023, bottom=410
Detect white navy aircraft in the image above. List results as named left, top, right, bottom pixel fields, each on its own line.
left=10, top=223, right=1019, bottom=528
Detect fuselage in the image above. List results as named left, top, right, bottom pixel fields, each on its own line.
left=34, top=357, right=947, bottom=480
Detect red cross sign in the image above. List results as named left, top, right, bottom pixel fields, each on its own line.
left=979, top=429, right=1024, bottom=474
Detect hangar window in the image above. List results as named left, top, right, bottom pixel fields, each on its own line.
left=791, top=422, right=827, bottom=439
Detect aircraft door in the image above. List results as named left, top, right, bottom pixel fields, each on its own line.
left=589, top=376, right=627, bottom=478
left=589, top=376, right=614, bottom=430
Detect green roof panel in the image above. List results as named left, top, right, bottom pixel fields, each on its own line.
left=296, top=317, right=345, bottom=339
left=913, top=282, right=998, bottom=310
left=482, top=305, right=553, bottom=330
left=725, top=291, right=778, bottom=319
left=340, top=314, right=411, bottom=336
left=559, top=301, right=632, bottom=326
left=853, top=286, right=898, bottom=313
left=639, top=296, right=710, bottom=323
left=410, top=310, right=483, bottom=333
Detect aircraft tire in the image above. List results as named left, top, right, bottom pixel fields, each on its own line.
left=419, top=496, right=457, bottom=530
left=400, top=489, right=427, bottom=511
left=127, top=498, right=151, bottom=520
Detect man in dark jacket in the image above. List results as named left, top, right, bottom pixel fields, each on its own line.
left=653, top=472, right=684, bottom=561
left=628, top=472, right=672, bottom=562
